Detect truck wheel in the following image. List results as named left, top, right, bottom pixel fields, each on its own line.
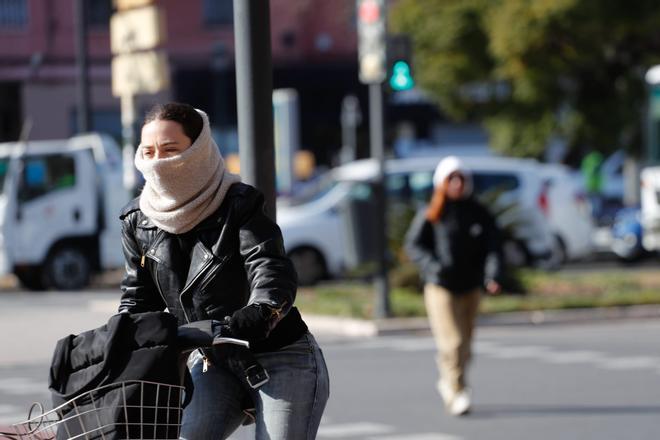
left=44, top=246, right=91, bottom=290
left=14, top=267, right=47, bottom=291
left=289, top=247, right=327, bottom=286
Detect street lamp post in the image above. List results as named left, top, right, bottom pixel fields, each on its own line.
left=74, top=0, right=90, bottom=133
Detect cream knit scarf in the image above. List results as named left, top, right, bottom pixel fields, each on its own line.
left=134, top=109, right=241, bottom=234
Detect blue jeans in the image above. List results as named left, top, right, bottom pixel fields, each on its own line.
left=180, top=332, right=329, bottom=440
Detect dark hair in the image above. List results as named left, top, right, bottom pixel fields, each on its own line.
left=144, top=102, right=203, bottom=143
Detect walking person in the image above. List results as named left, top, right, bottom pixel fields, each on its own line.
left=404, top=156, right=503, bottom=416
left=117, top=102, right=329, bottom=439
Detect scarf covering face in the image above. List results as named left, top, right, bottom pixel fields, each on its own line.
left=134, top=109, right=241, bottom=234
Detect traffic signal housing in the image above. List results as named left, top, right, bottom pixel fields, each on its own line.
left=357, top=0, right=387, bottom=84
left=387, top=34, right=414, bottom=91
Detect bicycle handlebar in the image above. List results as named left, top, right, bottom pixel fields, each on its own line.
left=177, top=320, right=249, bottom=353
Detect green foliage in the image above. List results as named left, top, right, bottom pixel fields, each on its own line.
left=390, top=0, right=660, bottom=157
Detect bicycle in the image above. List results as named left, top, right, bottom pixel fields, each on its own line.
left=0, top=317, right=254, bottom=440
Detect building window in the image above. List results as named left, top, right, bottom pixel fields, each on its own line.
left=0, top=0, right=28, bottom=28
left=86, top=0, right=112, bottom=27
left=203, top=0, right=233, bottom=26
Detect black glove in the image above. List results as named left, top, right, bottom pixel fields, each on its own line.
left=228, top=304, right=273, bottom=341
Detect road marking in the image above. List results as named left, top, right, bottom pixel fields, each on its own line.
left=317, top=422, right=394, bottom=438
left=486, top=345, right=551, bottom=359
left=328, top=336, right=660, bottom=376
left=368, top=434, right=462, bottom=440
left=596, top=356, right=660, bottom=370
left=540, top=350, right=605, bottom=364
left=390, top=339, right=436, bottom=352
left=0, top=378, right=48, bottom=395
left=0, top=404, right=29, bottom=424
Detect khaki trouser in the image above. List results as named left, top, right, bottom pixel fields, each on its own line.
left=424, top=283, right=481, bottom=394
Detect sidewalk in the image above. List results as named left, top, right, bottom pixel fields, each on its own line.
left=304, top=304, right=660, bottom=339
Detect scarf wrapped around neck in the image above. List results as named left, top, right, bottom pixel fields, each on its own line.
left=134, top=109, right=241, bottom=234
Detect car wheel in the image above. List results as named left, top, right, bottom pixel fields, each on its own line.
left=502, top=239, right=528, bottom=267
left=550, top=235, right=568, bottom=266
left=289, top=247, right=327, bottom=286
left=613, top=233, right=644, bottom=262
left=44, top=246, right=91, bottom=290
left=14, top=266, right=47, bottom=291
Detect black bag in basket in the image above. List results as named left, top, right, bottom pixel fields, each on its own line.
left=49, top=311, right=183, bottom=439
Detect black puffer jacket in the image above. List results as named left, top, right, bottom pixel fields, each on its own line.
left=118, top=182, right=307, bottom=354
left=405, top=197, right=503, bottom=293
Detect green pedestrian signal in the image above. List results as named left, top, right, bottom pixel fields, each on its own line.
left=389, top=60, right=414, bottom=91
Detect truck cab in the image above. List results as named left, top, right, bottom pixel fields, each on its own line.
left=0, top=133, right=129, bottom=290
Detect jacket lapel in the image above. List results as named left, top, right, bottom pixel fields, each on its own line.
left=181, top=240, right=215, bottom=294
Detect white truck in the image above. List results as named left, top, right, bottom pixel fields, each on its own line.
left=0, top=133, right=130, bottom=290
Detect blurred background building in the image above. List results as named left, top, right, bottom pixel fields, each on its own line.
left=0, top=0, right=460, bottom=166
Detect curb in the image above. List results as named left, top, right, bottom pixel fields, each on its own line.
left=305, top=304, right=660, bottom=339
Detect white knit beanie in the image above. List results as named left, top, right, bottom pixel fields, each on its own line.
left=432, top=156, right=473, bottom=196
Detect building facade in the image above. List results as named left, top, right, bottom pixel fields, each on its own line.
left=0, top=0, right=375, bottom=164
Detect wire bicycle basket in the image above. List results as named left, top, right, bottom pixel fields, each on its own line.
left=1, top=380, right=185, bottom=440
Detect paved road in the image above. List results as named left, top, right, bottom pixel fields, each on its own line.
left=0, top=290, right=658, bottom=439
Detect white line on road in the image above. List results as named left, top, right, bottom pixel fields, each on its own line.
left=596, top=356, right=660, bottom=370
left=0, top=404, right=28, bottom=424
left=367, top=434, right=462, bottom=440
left=539, top=350, right=605, bottom=364
left=317, top=422, right=395, bottom=438
left=485, top=345, right=552, bottom=359
left=0, top=378, right=48, bottom=395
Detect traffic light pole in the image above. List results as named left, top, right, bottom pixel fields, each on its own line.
left=74, top=0, right=90, bottom=133
left=369, top=82, right=391, bottom=319
left=233, top=0, right=277, bottom=221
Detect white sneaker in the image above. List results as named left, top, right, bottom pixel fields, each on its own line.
left=437, top=380, right=455, bottom=407
left=448, top=389, right=471, bottom=416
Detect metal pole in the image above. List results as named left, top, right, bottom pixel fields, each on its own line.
left=369, top=82, right=390, bottom=318
left=340, top=95, right=361, bottom=164
left=121, top=93, right=138, bottom=194
left=74, top=0, right=90, bottom=133
left=233, top=0, right=276, bottom=220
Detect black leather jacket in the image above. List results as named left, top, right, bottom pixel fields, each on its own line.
left=118, top=182, right=307, bottom=354
left=405, top=198, right=503, bottom=293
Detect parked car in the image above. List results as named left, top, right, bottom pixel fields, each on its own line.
left=538, top=164, right=594, bottom=263
left=278, top=155, right=571, bottom=285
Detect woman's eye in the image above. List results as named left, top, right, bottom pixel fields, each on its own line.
left=143, top=150, right=154, bottom=157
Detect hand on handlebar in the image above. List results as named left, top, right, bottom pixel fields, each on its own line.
left=177, top=319, right=248, bottom=352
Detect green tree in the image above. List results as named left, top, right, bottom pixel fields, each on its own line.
left=391, top=0, right=660, bottom=158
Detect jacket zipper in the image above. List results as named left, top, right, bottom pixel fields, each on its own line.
left=181, top=255, right=229, bottom=374
left=142, top=231, right=168, bottom=310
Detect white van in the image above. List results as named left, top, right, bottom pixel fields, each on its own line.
left=640, top=166, right=660, bottom=250
left=0, top=134, right=130, bottom=290
left=538, top=164, right=594, bottom=261
left=278, top=156, right=568, bottom=285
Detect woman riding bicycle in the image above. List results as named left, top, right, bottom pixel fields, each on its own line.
left=117, top=102, right=329, bottom=439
